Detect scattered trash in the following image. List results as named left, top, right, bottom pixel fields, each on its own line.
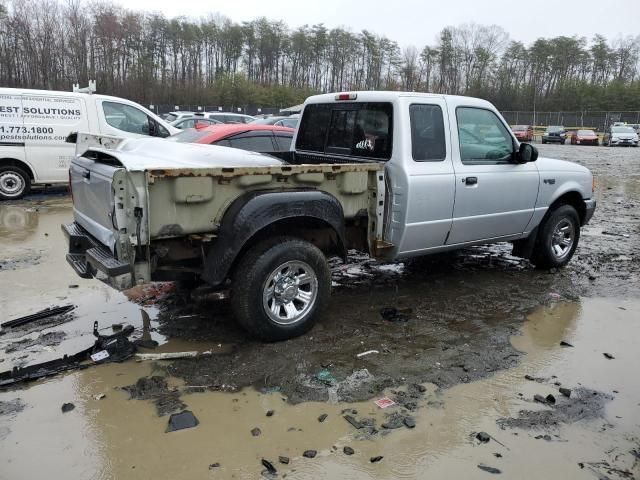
left=403, top=416, right=416, bottom=429
left=603, top=353, right=615, bottom=359
left=477, top=464, right=501, bottom=474
left=318, top=413, right=328, bottom=423
left=261, top=459, right=277, bottom=474
left=266, top=410, right=274, bottom=417
left=356, top=350, right=379, bottom=358
left=534, top=394, right=554, bottom=405
left=133, top=339, right=159, bottom=349
left=343, top=446, right=355, bottom=455
left=602, top=231, right=630, bottom=238
left=61, top=402, right=75, bottom=413
left=303, top=450, right=317, bottom=458
left=315, top=368, right=337, bottom=385
left=494, top=453, right=503, bottom=458
left=91, top=350, right=110, bottom=362
left=165, top=410, right=199, bottom=432
left=68, top=285, right=79, bottom=289
left=278, top=456, right=289, bottom=465
left=559, top=387, right=572, bottom=398
left=379, top=307, right=411, bottom=322
left=370, top=456, right=383, bottom=463
left=343, top=415, right=364, bottom=429
left=374, top=397, right=395, bottom=409
left=546, top=394, right=556, bottom=405
left=1, top=304, right=75, bottom=329
left=135, top=351, right=201, bottom=361
left=560, top=341, right=574, bottom=347
left=535, top=434, right=552, bottom=441
left=476, top=432, right=491, bottom=443
left=251, top=427, right=262, bottom=437
left=93, top=393, right=106, bottom=400
left=122, top=376, right=186, bottom=416
left=111, top=323, right=123, bottom=332
left=208, top=463, right=220, bottom=470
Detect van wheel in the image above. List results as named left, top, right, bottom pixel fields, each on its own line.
left=0, top=166, right=31, bottom=200
left=531, top=205, right=580, bottom=269
left=231, top=237, right=330, bottom=341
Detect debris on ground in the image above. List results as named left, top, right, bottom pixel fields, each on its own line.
left=122, top=376, right=186, bottom=416
left=370, top=456, right=383, bottom=463
left=4, top=331, right=66, bottom=353
left=560, top=341, right=574, bottom=347
left=133, top=339, right=159, bottom=349
left=261, top=459, right=277, bottom=474
left=0, top=398, right=25, bottom=416
left=318, top=413, right=328, bottom=422
left=208, top=463, right=220, bottom=469
left=356, top=350, right=379, bottom=358
left=343, top=446, right=354, bottom=455
left=165, top=410, right=198, bottom=432
left=533, top=394, right=556, bottom=405
left=559, top=388, right=572, bottom=398
left=343, top=415, right=364, bottom=429
left=278, top=456, right=289, bottom=464
left=136, top=351, right=205, bottom=361
left=61, top=402, right=75, bottom=413
left=314, top=368, right=337, bottom=386
left=403, top=416, right=416, bottom=428
left=93, top=393, right=106, bottom=400
left=266, top=410, right=274, bottom=417
left=374, top=397, right=395, bottom=409
left=476, top=431, right=491, bottom=443
left=303, top=450, right=317, bottom=458
left=251, top=427, right=262, bottom=437
left=379, top=307, right=411, bottom=322
left=477, top=464, right=501, bottom=474
left=1, top=304, right=75, bottom=329
left=603, top=353, right=615, bottom=359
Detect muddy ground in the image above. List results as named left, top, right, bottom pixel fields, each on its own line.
left=0, top=144, right=639, bottom=479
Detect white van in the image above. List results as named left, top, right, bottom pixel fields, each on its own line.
left=0, top=88, right=179, bottom=200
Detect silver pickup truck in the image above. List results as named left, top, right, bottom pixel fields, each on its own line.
left=63, top=91, right=596, bottom=340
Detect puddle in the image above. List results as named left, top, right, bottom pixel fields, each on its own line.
left=1, top=297, right=638, bottom=480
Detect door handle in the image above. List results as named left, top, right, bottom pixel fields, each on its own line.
left=463, top=176, right=478, bottom=185
left=82, top=170, right=90, bottom=180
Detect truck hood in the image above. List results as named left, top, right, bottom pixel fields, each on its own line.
left=535, top=156, right=590, bottom=174
left=79, top=135, right=284, bottom=171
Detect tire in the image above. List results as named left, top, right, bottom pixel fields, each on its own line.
left=531, top=204, right=581, bottom=269
left=231, top=237, right=331, bottom=341
left=0, top=166, right=31, bottom=200
left=542, top=140, right=546, bottom=144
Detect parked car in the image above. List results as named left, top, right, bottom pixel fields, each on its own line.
left=168, top=123, right=294, bottom=152
left=627, top=123, right=640, bottom=134
left=511, top=125, right=534, bottom=142
left=170, top=116, right=221, bottom=130
left=603, top=126, right=639, bottom=147
left=161, top=111, right=195, bottom=122
left=542, top=126, right=567, bottom=144
left=196, top=112, right=256, bottom=124
left=570, top=130, right=599, bottom=146
left=251, top=115, right=300, bottom=129
left=0, top=87, right=178, bottom=200
left=64, top=91, right=595, bottom=341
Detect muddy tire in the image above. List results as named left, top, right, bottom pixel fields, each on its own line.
left=531, top=204, right=580, bottom=269
left=0, top=166, right=31, bottom=200
left=231, top=237, right=330, bottom=341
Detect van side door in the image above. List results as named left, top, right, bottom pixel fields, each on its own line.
left=447, top=106, right=539, bottom=245
left=391, top=99, right=456, bottom=256
left=21, top=94, right=88, bottom=183
left=97, top=100, right=169, bottom=139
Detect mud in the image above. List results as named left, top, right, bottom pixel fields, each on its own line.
left=0, top=146, right=639, bottom=479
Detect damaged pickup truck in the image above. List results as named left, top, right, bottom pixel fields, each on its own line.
left=63, top=92, right=596, bottom=340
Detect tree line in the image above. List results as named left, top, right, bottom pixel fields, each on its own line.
left=1, top=0, right=639, bottom=111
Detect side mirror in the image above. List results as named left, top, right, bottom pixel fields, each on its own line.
left=517, top=143, right=538, bottom=163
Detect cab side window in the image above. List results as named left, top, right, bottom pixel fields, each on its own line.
left=410, top=104, right=446, bottom=161
left=456, top=107, right=514, bottom=164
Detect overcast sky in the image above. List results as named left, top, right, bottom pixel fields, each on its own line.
left=121, top=0, right=640, bottom=47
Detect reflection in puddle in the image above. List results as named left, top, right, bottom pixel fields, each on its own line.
left=2, top=297, right=639, bottom=480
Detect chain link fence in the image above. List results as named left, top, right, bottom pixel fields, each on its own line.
left=501, top=111, right=640, bottom=132
left=147, top=104, right=284, bottom=117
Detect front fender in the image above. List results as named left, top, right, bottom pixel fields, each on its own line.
left=202, top=190, right=346, bottom=286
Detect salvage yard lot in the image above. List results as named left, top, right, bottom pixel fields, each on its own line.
left=1, top=144, right=639, bottom=479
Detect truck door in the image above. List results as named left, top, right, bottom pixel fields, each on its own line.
left=447, top=106, right=539, bottom=245
left=393, top=100, right=456, bottom=256
left=21, top=94, right=88, bottom=183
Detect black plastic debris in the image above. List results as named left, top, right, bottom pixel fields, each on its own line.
left=261, top=459, right=277, bottom=474
left=208, top=463, right=220, bottom=470
left=61, top=402, right=75, bottom=413
left=560, top=341, right=574, bottom=347
left=379, top=307, right=411, bottom=323
left=133, top=339, right=158, bottom=349
left=251, top=427, right=262, bottom=437
left=546, top=394, right=556, bottom=405
left=165, top=410, right=199, bottom=432
left=343, top=415, right=363, bottom=429
left=476, top=432, right=491, bottom=443
left=1, top=304, right=75, bottom=329
left=278, top=456, right=290, bottom=464
left=477, top=464, right=501, bottom=474
left=534, top=394, right=550, bottom=404
left=370, top=456, right=383, bottom=463
left=303, top=450, right=317, bottom=458
left=403, top=416, right=416, bottom=429
left=318, top=413, right=328, bottom=423
left=343, top=446, right=354, bottom=455
left=266, top=410, right=274, bottom=417
left=603, top=353, right=615, bottom=359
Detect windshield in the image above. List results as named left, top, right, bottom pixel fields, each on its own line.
left=577, top=130, right=595, bottom=135
left=163, top=113, right=178, bottom=122
left=512, top=125, right=527, bottom=131
left=548, top=126, right=564, bottom=132
left=612, top=127, right=635, bottom=134
left=166, top=129, right=212, bottom=143
left=251, top=118, right=278, bottom=125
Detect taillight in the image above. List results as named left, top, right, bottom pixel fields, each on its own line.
left=335, top=93, right=357, bottom=101
left=68, top=167, right=73, bottom=203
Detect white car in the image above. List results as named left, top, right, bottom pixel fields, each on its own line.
left=603, top=126, right=639, bottom=147
left=0, top=88, right=178, bottom=200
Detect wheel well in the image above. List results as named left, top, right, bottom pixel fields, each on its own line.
left=0, top=158, right=34, bottom=180
left=550, top=191, right=586, bottom=224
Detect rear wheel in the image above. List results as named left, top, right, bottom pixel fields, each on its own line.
left=231, top=237, right=330, bottom=341
left=0, top=166, right=31, bottom=201
left=531, top=205, right=580, bottom=269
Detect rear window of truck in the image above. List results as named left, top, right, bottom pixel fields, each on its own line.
left=296, top=102, right=393, bottom=160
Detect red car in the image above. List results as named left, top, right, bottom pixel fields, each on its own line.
left=511, top=125, right=534, bottom=142
left=570, top=129, right=599, bottom=146
left=168, top=124, right=295, bottom=152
